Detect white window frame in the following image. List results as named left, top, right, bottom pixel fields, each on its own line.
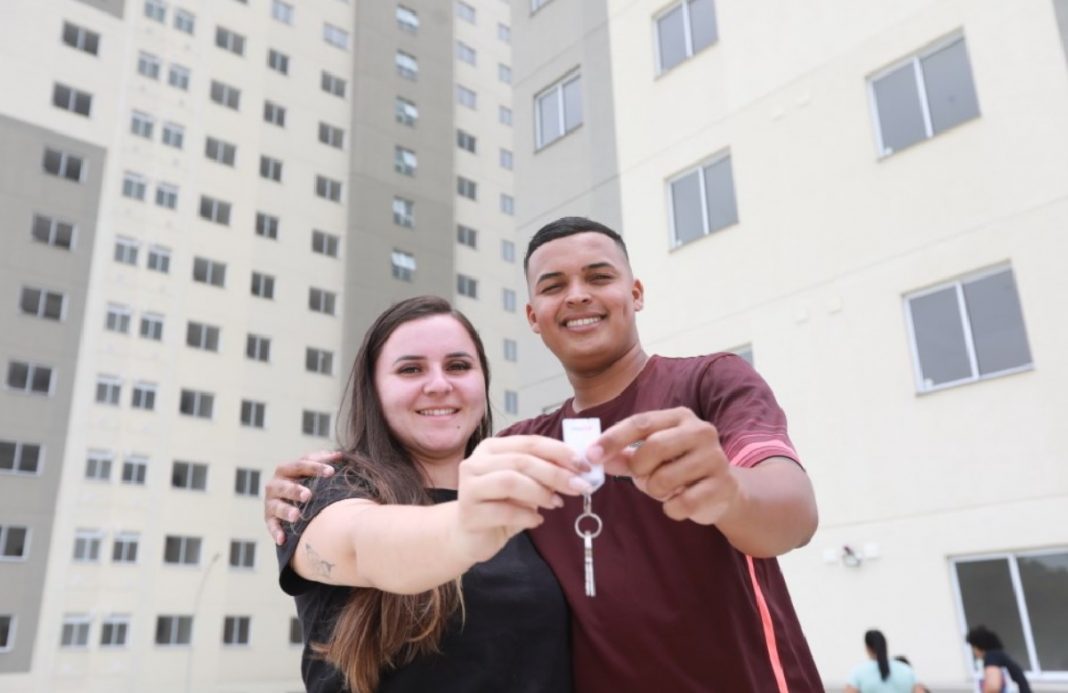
left=61, top=615, right=91, bottom=648
left=456, top=84, right=477, bottom=109
left=121, top=455, right=148, bottom=485
left=100, top=615, right=131, bottom=647
left=95, top=375, right=122, bottom=405
left=235, top=467, right=261, bottom=495
left=171, top=461, right=208, bottom=490
left=162, top=122, right=184, bottom=148
left=155, top=615, right=193, bottom=646
left=264, top=100, right=286, bottom=126
left=144, top=0, right=166, bottom=22
left=535, top=72, right=582, bottom=149
left=396, top=5, right=419, bottom=32
left=308, top=288, right=337, bottom=315
left=391, top=250, right=416, bottom=282
left=168, top=64, right=190, bottom=90
left=0, top=615, right=16, bottom=652
left=321, top=71, right=346, bottom=97
left=112, top=533, right=140, bottom=563
left=32, top=214, right=76, bottom=249
left=174, top=9, right=195, bottom=34
left=0, top=525, right=30, bottom=560
left=652, top=0, right=719, bottom=75
left=395, top=51, right=418, bottom=80
left=147, top=245, right=171, bottom=273
left=131, top=381, right=158, bottom=410
left=131, top=111, right=155, bottom=138
left=121, top=172, right=147, bottom=201
left=393, top=197, right=415, bottom=227
left=85, top=450, right=113, bottom=482
left=229, top=540, right=256, bottom=569
left=73, top=529, right=104, bottom=562
left=215, top=26, right=245, bottom=55
left=395, top=97, right=418, bottom=125
left=271, top=0, right=294, bottom=24
left=665, top=150, right=738, bottom=248
left=155, top=182, right=178, bottom=209
left=19, top=286, right=65, bottom=321
left=246, top=334, right=271, bottom=362
left=7, top=361, right=54, bottom=396
left=323, top=22, right=349, bottom=49
left=223, top=615, right=252, bottom=646
left=0, top=440, right=43, bottom=476
left=302, top=410, right=331, bottom=438
left=305, top=348, right=333, bottom=375
left=312, top=230, right=340, bottom=257
left=394, top=146, right=417, bottom=176
left=179, top=390, right=214, bottom=419
left=163, top=535, right=202, bottom=565
left=137, top=51, right=161, bottom=79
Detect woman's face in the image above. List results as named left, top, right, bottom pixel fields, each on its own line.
left=374, top=314, right=487, bottom=470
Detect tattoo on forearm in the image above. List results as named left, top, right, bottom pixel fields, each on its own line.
left=304, top=542, right=335, bottom=578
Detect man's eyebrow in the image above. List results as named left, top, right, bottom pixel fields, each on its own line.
left=534, top=270, right=564, bottom=286
left=584, top=262, right=617, bottom=272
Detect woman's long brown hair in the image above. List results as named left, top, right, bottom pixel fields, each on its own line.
left=311, top=295, right=493, bottom=692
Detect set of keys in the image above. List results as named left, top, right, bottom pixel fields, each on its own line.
left=562, top=418, right=605, bottom=597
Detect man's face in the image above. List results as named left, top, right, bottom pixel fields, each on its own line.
left=525, top=231, right=644, bottom=373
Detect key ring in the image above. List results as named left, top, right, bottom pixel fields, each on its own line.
left=574, top=495, right=603, bottom=539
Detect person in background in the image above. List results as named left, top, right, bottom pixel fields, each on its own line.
left=966, top=625, right=1032, bottom=693
left=845, top=629, right=917, bottom=693
left=893, top=655, right=931, bottom=693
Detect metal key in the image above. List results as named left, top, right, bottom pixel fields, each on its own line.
left=574, top=493, right=603, bottom=597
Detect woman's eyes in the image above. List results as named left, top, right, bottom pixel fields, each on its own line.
left=396, top=361, right=473, bottom=375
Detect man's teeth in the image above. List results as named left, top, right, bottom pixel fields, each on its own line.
left=419, top=408, right=457, bottom=416
left=566, top=317, right=601, bottom=328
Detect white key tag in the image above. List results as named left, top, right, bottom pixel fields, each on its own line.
left=562, top=418, right=604, bottom=492
left=564, top=418, right=604, bottom=597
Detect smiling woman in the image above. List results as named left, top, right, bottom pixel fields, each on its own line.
left=276, top=296, right=587, bottom=693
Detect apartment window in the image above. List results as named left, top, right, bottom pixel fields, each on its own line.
left=499, top=105, right=513, bottom=126
left=397, top=5, right=419, bottom=32
left=319, top=122, right=344, bottom=148
left=536, top=73, right=582, bottom=148
left=0, top=615, right=12, bottom=651
left=100, top=616, right=130, bottom=647
left=1, top=525, right=29, bottom=559
left=138, top=314, right=163, bottom=342
left=137, top=51, right=161, bottom=79
left=264, top=100, right=286, bottom=126
left=147, top=245, right=171, bottom=273
left=265, top=48, right=289, bottom=75
left=243, top=335, right=269, bottom=364
left=215, top=26, right=245, bottom=55
left=179, top=390, right=214, bottom=419
left=504, top=338, right=518, bottom=362
left=323, top=23, right=349, bottom=49
left=249, top=272, right=275, bottom=300
left=192, top=259, right=227, bottom=289
left=532, top=0, right=553, bottom=10
left=953, top=550, right=1068, bottom=677
left=167, top=64, right=190, bottom=90
left=19, top=287, right=64, bottom=321
left=289, top=617, right=302, bottom=645
left=391, top=250, right=416, bottom=282
left=155, top=616, right=193, bottom=646
left=52, top=83, right=92, bottom=116
left=502, top=288, right=517, bottom=313
left=62, top=22, right=100, bottom=55
left=271, top=0, right=293, bottom=24
left=187, top=322, right=221, bottom=354
left=305, top=348, right=333, bottom=375
left=112, top=534, right=139, bottom=563
left=198, top=196, right=231, bottom=225
left=457, top=130, right=477, bottom=153
left=456, top=41, right=476, bottom=65
left=302, top=411, right=331, bottom=437
left=395, top=97, right=418, bottom=125
left=312, top=230, right=340, bottom=257
left=499, top=148, right=513, bottom=170
left=316, top=176, right=342, bottom=202
left=256, top=212, right=279, bottom=239
left=457, top=274, right=478, bottom=299
left=85, top=451, right=113, bottom=481
left=394, top=146, right=417, bottom=176
left=131, top=381, right=158, bottom=410
left=1, top=440, right=42, bottom=475
left=43, top=148, right=84, bottom=182
left=498, top=64, right=512, bottom=84
left=456, top=85, right=477, bottom=109
left=321, top=71, right=346, bottom=97
left=174, top=9, right=195, bottom=33
left=655, top=0, right=718, bottom=74
left=32, top=214, right=75, bottom=249
left=504, top=390, right=519, bottom=415
left=223, top=616, right=251, bottom=645
left=73, top=530, right=103, bottom=562
left=498, top=23, right=511, bottom=43
left=669, top=153, right=738, bottom=246
left=131, top=111, right=154, bottom=138
left=239, top=401, right=266, bottom=429
left=155, top=183, right=178, bottom=209
left=308, top=288, right=337, bottom=315
left=171, top=461, right=208, bottom=490
left=456, top=1, right=476, bottom=23
left=121, top=172, right=147, bottom=200
left=205, top=136, right=236, bottom=165
left=95, top=375, right=121, bottom=405
left=164, top=535, right=202, bottom=565
left=235, top=467, right=261, bottom=495
left=61, top=616, right=91, bottom=648
left=457, top=176, right=477, bottom=200
left=144, top=0, right=166, bottom=22
left=906, top=266, right=1032, bottom=392
left=396, top=51, right=418, bottom=80
left=229, top=540, right=256, bottom=568
left=393, top=197, right=414, bottom=227
left=121, top=456, right=148, bottom=485
left=501, top=239, right=516, bottom=263
left=500, top=194, right=515, bottom=216
left=6, top=361, right=53, bottom=395
left=457, top=225, right=478, bottom=249
left=209, top=80, right=241, bottom=110
left=162, top=122, right=185, bottom=148
left=260, top=156, right=283, bottom=182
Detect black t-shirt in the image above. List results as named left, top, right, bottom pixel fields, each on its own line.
left=983, top=649, right=1032, bottom=693
left=277, top=470, right=571, bottom=693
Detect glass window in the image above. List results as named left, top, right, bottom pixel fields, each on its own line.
left=655, top=0, right=718, bottom=74
left=669, top=153, right=738, bottom=246
left=536, top=74, right=582, bottom=148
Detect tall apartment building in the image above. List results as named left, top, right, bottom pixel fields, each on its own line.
left=0, top=0, right=517, bottom=690
left=512, top=0, right=1068, bottom=689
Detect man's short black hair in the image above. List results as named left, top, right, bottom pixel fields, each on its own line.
left=523, top=216, right=629, bottom=273
left=965, top=626, right=1004, bottom=652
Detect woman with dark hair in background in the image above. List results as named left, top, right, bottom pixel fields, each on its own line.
left=276, top=296, right=589, bottom=692
left=846, top=629, right=917, bottom=693
left=966, top=625, right=1032, bottom=693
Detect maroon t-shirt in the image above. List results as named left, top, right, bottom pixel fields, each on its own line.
left=500, top=354, right=822, bottom=692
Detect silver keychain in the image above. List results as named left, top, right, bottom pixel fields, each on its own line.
left=563, top=418, right=605, bottom=598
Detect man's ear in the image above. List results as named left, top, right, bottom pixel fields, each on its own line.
left=525, top=303, right=541, bottom=334
left=632, top=278, right=645, bottom=312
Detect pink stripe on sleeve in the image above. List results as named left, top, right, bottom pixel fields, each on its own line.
left=746, top=555, right=790, bottom=693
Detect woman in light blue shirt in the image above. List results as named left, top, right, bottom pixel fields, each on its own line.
left=845, top=630, right=917, bottom=693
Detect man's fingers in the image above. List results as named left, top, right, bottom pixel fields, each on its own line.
left=266, top=498, right=301, bottom=524
left=274, top=452, right=340, bottom=479
left=478, top=436, right=588, bottom=473
left=267, top=518, right=286, bottom=546
left=265, top=478, right=313, bottom=505
left=587, top=408, right=697, bottom=463
left=662, top=476, right=732, bottom=523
